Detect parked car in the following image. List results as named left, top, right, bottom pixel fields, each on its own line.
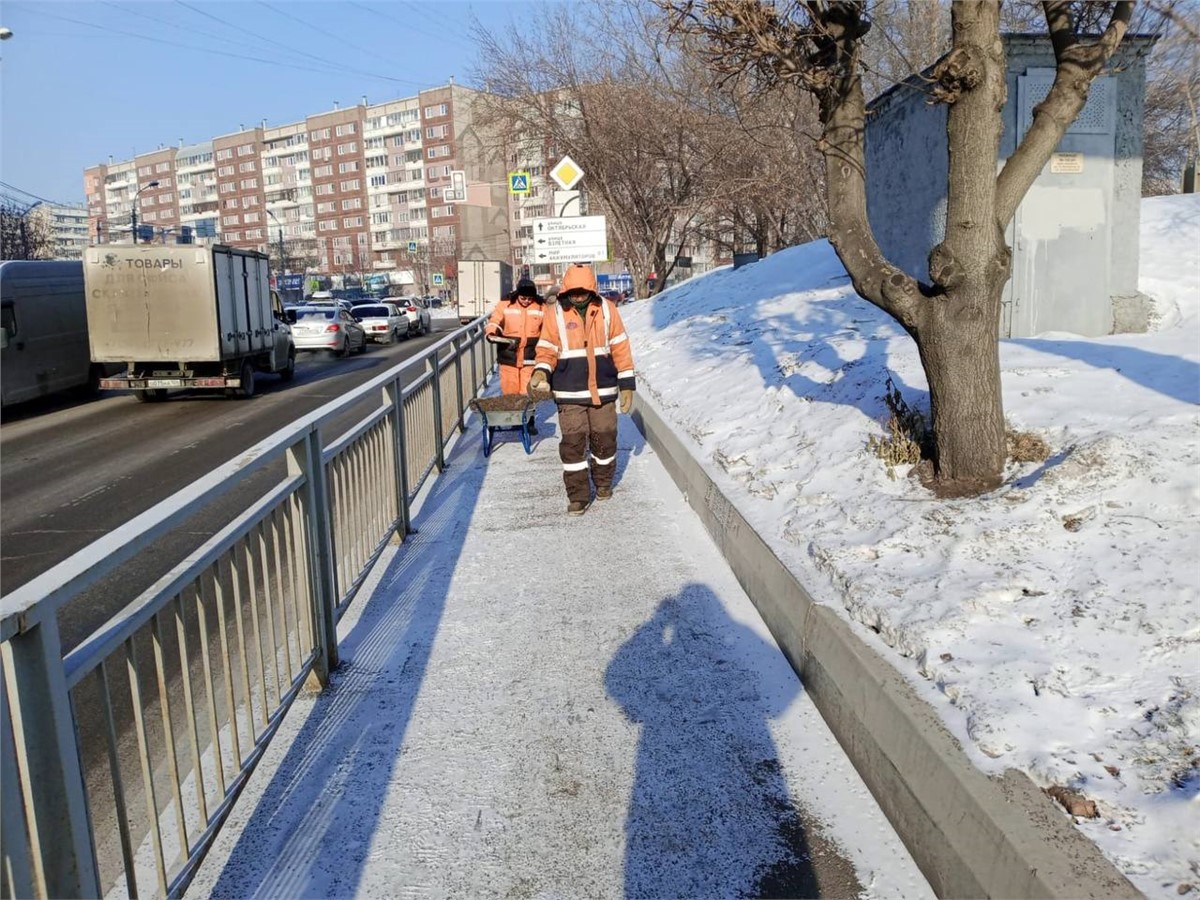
left=308, top=296, right=356, bottom=315
left=601, top=289, right=624, bottom=306
left=351, top=303, right=407, bottom=344
left=396, top=296, right=432, bottom=336
left=290, top=306, right=367, bottom=356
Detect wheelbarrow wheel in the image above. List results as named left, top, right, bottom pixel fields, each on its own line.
left=521, top=418, right=533, bottom=454
left=483, top=425, right=495, bottom=457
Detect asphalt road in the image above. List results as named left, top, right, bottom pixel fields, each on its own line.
left=0, top=321, right=458, bottom=650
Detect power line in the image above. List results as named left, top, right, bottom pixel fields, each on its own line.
left=18, top=4, right=431, bottom=88
left=348, top=1, right=474, bottom=52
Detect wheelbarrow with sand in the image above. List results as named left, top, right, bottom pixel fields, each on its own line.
left=469, top=393, right=546, bottom=456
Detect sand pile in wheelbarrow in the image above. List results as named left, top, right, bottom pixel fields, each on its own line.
left=470, top=394, right=547, bottom=412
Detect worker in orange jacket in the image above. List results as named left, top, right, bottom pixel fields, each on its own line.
left=530, top=264, right=635, bottom=515
left=486, top=277, right=545, bottom=431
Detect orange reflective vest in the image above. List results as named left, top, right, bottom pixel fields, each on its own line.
left=485, top=299, right=544, bottom=368
left=534, top=296, right=635, bottom=406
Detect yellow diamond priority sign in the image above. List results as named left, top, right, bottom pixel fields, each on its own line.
left=549, top=155, right=584, bottom=191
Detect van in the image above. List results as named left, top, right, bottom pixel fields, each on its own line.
left=0, top=260, right=114, bottom=408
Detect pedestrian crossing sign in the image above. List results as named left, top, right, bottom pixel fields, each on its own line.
left=509, top=171, right=531, bottom=195
left=432, top=273, right=444, bottom=286
left=407, top=240, right=417, bottom=252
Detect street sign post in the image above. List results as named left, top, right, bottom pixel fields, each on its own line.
left=553, top=190, right=581, bottom=217
left=549, top=155, right=584, bottom=191
left=530, top=214, right=608, bottom=263
left=508, top=171, right=531, bottom=195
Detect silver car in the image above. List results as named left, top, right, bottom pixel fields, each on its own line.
left=291, top=306, right=367, bottom=357
left=396, top=296, right=432, bottom=336
left=351, top=303, right=407, bottom=344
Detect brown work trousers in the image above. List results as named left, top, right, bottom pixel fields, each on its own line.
left=557, top=402, right=617, bottom=502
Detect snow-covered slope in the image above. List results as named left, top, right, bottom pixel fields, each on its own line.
left=623, top=194, right=1200, bottom=896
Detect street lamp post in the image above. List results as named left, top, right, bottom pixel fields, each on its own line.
left=131, top=180, right=159, bottom=245
left=266, top=208, right=286, bottom=278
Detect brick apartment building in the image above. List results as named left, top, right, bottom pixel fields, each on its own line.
left=84, top=84, right=508, bottom=291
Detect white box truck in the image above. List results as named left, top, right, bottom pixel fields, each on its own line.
left=84, top=244, right=295, bottom=401
left=456, top=260, right=513, bottom=324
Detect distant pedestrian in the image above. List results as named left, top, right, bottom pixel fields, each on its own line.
left=486, top=277, right=544, bottom=431
left=529, top=263, right=635, bottom=515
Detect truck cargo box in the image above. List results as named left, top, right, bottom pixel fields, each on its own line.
left=85, top=244, right=275, bottom=364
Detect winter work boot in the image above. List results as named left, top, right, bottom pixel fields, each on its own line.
left=595, top=486, right=613, bottom=501
left=567, top=499, right=591, bottom=516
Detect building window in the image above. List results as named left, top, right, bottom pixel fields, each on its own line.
left=244, top=196, right=259, bottom=206
left=226, top=231, right=241, bottom=241
left=138, top=165, right=152, bottom=176
left=223, top=198, right=240, bottom=209
left=335, top=123, right=356, bottom=136
left=160, top=192, right=174, bottom=203
left=223, top=215, right=239, bottom=225
left=239, top=161, right=256, bottom=173
left=366, top=155, right=386, bottom=169
left=237, top=144, right=255, bottom=156
left=365, top=137, right=385, bottom=149
left=342, top=216, right=363, bottom=227
left=309, top=127, right=331, bottom=141
left=319, top=220, right=336, bottom=231
left=155, top=162, right=171, bottom=173
left=339, top=179, right=360, bottom=191
left=244, top=212, right=260, bottom=223
left=426, top=145, right=450, bottom=159
left=318, top=201, right=336, bottom=213
left=366, top=117, right=383, bottom=130
left=371, top=211, right=391, bottom=225
left=336, top=142, right=358, bottom=155
left=220, top=183, right=236, bottom=193
left=218, top=166, right=234, bottom=176
left=314, top=165, right=333, bottom=177
left=423, top=103, right=448, bottom=118
left=316, top=184, right=334, bottom=195
left=333, top=236, right=351, bottom=248
left=338, top=161, right=359, bottom=174
left=265, top=174, right=282, bottom=186
left=217, top=148, right=233, bottom=160
left=369, top=174, right=387, bottom=187
left=341, top=197, right=362, bottom=210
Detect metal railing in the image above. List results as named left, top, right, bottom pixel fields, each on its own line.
left=0, top=320, right=496, bottom=900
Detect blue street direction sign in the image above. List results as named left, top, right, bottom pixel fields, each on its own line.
left=509, top=171, right=531, bottom=195
left=432, top=273, right=445, bottom=286
left=407, top=240, right=418, bottom=252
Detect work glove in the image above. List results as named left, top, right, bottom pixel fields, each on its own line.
left=620, top=389, right=634, bottom=414
left=529, top=370, right=551, bottom=397
left=486, top=332, right=515, bottom=347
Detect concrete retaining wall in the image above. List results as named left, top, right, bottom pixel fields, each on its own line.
left=630, top=395, right=1139, bottom=899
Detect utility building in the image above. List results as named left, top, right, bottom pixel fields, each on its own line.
left=865, top=34, right=1157, bottom=338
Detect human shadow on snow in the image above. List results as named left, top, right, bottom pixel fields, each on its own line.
left=606, top=582, right=854, bottom=898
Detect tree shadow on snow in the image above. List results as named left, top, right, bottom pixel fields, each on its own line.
left=204, top=430, right=488, bottom=899
left=606, top=582, right=855, bottom=898
left=647, top=252, right=929, bottom=425
left=1008, top=338, right=1200, bottom=406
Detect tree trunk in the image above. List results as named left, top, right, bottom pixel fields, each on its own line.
left=916, top=283, right=1007, bottom=493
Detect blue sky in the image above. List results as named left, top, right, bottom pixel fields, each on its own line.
left=0, top=0, right=537, bottom=204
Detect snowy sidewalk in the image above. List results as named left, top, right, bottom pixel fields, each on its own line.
left=189, top=406, right=931, bottom=899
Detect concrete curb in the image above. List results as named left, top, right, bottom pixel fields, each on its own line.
left=630, top=395, right=1139, bottom=900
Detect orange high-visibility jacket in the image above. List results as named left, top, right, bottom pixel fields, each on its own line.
left=534, top=297, right=635, bottom=406
left=485, top=298, right=544, bottom=368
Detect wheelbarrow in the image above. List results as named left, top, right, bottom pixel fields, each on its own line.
left=470, top=394, right=543, bottom=456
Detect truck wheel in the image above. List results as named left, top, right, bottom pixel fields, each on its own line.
left=237, top=360, right=255, bottom=398
left=135, top=389, right=167, bottom=403
left=280, top=349, right=296, bottom=382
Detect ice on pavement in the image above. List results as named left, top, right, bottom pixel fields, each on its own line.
left=189, top=408, right=931, bottom=898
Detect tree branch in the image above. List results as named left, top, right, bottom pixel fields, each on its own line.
left=995, top=1, right=1134, bottom=224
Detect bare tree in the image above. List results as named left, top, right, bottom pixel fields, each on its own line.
left=1141, top=0, right=1200, bottom=193
left=471, top=2, right=722, bottom=296
left=1, top=199, right=55, bottom=260
left=664, top=0, right=1134, bottom=494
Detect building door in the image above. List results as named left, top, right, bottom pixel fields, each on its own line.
left=1008, top=70, right=1118, bottom=338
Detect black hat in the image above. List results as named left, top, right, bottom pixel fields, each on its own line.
left=515, top=277, right=538, bottom=297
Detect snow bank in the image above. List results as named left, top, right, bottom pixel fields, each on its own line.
left=623, top=194, right=1200, bottom=897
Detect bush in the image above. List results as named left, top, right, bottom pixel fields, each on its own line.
left=867, top=378, right=931, bottom=479
left=1007, top=428, right=1051, bottom=463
